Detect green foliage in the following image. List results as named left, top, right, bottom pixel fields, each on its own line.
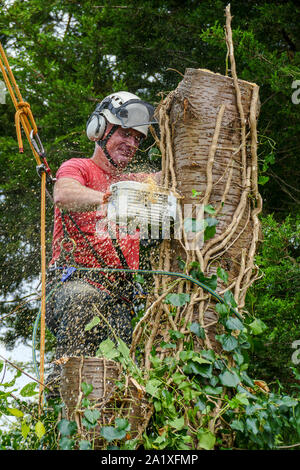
left=0, top=269, right=299, bottom=450
left=0, top=0, right=299, bottom=451
left=92, top=312, right=300, bottom=450
left=0, top=362, right=62, bottom=450
left=245, top=214, right=300, bottom=389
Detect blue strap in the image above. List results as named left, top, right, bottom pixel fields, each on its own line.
left=61, top=266, right=77, bottom=282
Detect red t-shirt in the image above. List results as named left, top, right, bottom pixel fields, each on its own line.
left=50, top=158, right=150, bottom=272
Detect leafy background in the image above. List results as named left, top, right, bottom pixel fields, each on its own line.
left=0, top=0, right=299, bottom=449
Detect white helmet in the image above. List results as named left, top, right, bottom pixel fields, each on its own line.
left=86, top=91, right=156, bottom=141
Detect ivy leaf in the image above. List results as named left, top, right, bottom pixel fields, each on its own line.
left=240, top=372, right=255, bottom=388
left=115, top=418, right=130, bottom=431
left=189, top=322, right=205, bottom=339
left=169, top=329, right=185, bottom=340
left=20, top=382, right=38, bottom=397
left=276, top=396, right=298, bottom=408
left=217, top=267, right=228, bottom=284
left=79, top=440, right=92, bottom=450
left=192, top=355, right=211, bottom=365
left=146, top=379, right=162, bottom=398
left=204, top=204, right=216, bottom=214
left=195, top=398, right=207, bottom=411
left=133, top=273, right=145, bottom=284
left=183, top=362, right=213, bottom=378
left=246, top=417, right=259, bottom=435
left=117, top=338, right=131, bottom=360
left=232, top=392, right=250, bottom=407
left=258, top=175, right=269, bottom=185
left=81, top=382, right=93, bottom=397
left=203, top=385, right=223, bottom=395
left=215, top=302, right=229, bottom=316
left=96, top=338, right=120, bottom=360
left=225, top=317, right=244, bottom=331
left=59, top=437, right=75, bottom=450
left=177, top=256, right=186, bottom=271
left=184, top=217, right=206, bottom=233
left=196, top=364, right=213, bottom=378
left=204, top=225, right=216, bottom=241
left=233, top=351, right=245, bottom=366
left=197, top=429, right=216, bottom=450
left=204, top=217, right=219, bottom=241
left=168, top=416, right=185, bottom=430
left=161, top=341, right=177, bottom=349
left=248, top=318, right=268, bottom=335
left=85, top=315, right=100, bottom=331
left=188, top=264, right=218, bottom=290
left=165, top=293, right=190, bottom=307
left=230, top=420, right=244, bottom=432
left=148, top=146, right=161, bottom=161
left=219, top=370, right=240, bottom=387
left=100, top=426, right=127, bottom=442
left=191, top=189, right=202, bottom=198
left=216, top=333, right=238, bottom=351
left=81, top=397, right=90, bottom=408
left=57, top=419, right=78, bottom=437
left=179, top=350, right=195, bottom=361
left=224, top=290, right=237, bottom=308
left=84, top=409, right=100, bottom=425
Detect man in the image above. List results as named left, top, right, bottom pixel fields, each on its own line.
left=46, top=92, right=160, bottom=391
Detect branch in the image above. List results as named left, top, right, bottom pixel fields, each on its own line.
left=0, top=354, right=50, bottom=390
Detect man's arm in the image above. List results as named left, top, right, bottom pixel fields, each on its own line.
left=53, top=177, right=111, bottom=212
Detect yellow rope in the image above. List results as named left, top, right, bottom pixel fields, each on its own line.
left=0, top=42, right=47, bottom=413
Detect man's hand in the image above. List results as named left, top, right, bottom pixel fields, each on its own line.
left=101, top=189, right=112, bottom=204
left=98, top=189, right=112, bottom=217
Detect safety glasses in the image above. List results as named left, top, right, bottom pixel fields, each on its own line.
left=104, top=98, right=157, bottom=128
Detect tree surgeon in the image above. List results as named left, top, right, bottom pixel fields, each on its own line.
left=46, top=92, right=160, bottom=392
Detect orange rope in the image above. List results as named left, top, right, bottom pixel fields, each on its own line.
left=39, top=170, right=47, bottom=414
left=0, top=42, right=47, bottom=413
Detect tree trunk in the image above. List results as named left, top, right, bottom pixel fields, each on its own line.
left=135, top=68, right=262, bottom=361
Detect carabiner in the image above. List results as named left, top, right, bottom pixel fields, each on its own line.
left=30, top=129, right=45, bottom=158
left=31, top=130, right=55, bottom=183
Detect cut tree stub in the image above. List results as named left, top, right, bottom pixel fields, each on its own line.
left=156, top=68, right=262, bottom=351
left=60, top=357, right=152, bottom=449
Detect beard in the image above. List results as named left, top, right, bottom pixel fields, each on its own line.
left=110, top=144, right=136, bottom=167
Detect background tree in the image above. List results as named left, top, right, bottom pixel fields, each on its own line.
left=0, top=0, right=299, bottom=387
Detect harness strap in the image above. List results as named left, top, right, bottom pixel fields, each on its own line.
left=60, top=210, right=136, bottom=291
left=96, top=124, right=119, bottom=168
left=107, top=220, right=131, bottom=271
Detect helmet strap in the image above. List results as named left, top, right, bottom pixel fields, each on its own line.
left=97, top=124, right=119, bottom=168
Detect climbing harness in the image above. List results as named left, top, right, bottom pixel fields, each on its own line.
left=59, top=209, right=137, bottom=304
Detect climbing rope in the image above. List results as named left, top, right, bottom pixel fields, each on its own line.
left=0, top=42, right=49, bottom=414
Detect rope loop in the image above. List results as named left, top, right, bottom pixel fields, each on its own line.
left=15, top=101, right=38, bottom=152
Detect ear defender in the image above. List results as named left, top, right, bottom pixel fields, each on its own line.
left=86, top=105, right=107, bottom=141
